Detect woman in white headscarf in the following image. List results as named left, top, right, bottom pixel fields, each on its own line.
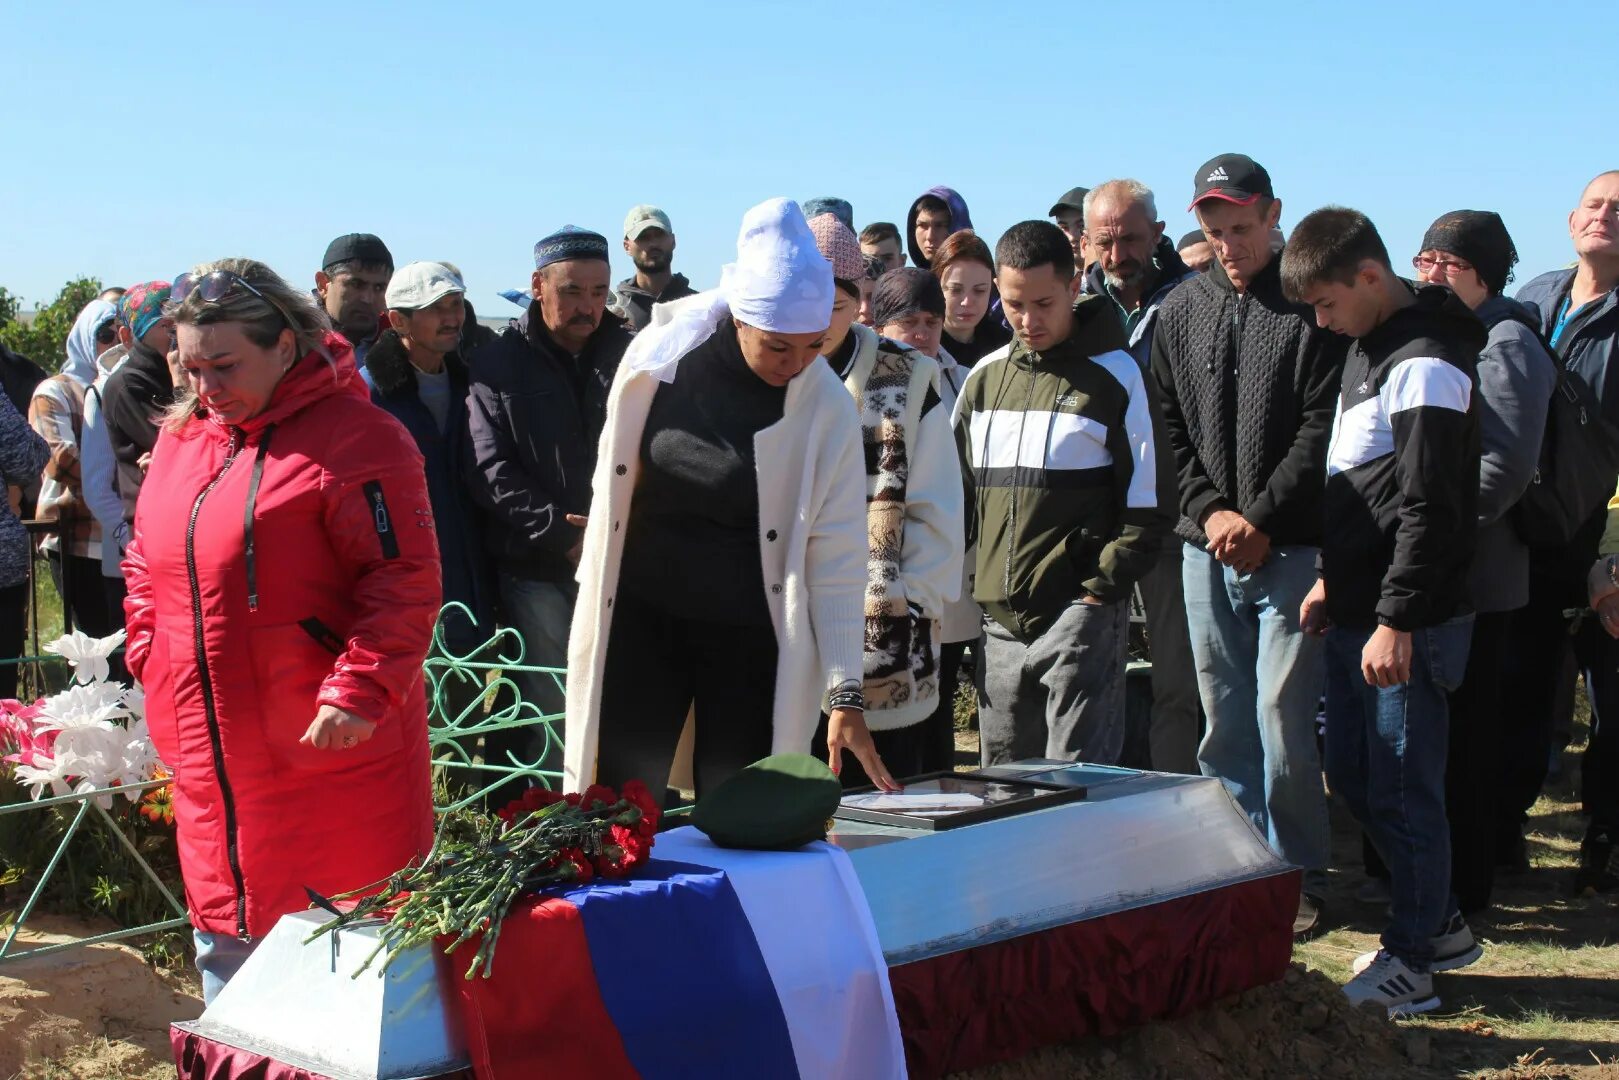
left=565, top=199, right=899, bottom=802
left=30, top=299, right=120, bottom=637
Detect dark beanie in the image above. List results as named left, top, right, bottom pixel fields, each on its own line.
left=322, top=232, right=393, bottom=272
left=1419, top=211, right=1518, bottom=296
left=872, top=267, right=945, bottom=328
left=1177, top=229, right=1208, bottom=250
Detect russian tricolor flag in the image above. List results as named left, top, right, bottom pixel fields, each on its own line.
left=446, top=827, right=906, bottom=1079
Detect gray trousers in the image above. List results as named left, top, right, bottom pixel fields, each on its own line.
left=977, top=598, right=1129, bottom=766
left=1137, top=552, right=1201, bottom=774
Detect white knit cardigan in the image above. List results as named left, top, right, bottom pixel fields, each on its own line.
left=563, top=293, right=869, bottom=792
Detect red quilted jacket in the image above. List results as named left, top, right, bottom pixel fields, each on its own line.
left=123, top=333, right=441, bottom=939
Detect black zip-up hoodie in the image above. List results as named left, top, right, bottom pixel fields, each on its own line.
left=1151, top=251, right=1346, bottom=549
left=1321, top=283, right=1485, bottom=630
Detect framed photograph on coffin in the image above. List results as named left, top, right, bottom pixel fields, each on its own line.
left=835, top=771, right=1088, bottom=831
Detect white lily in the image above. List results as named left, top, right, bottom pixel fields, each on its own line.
left=35, top=682, right=129, bottom=732
left=44, top=629, right=127, bottom=686
left=13, top=756, right=74, bottom=800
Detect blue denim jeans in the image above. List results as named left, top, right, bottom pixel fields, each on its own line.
left=194, top=930, right=257, bottom=1006
left=1184, top=544, right=1330, bottom=885
left=1325, top=615, right=1473, bottom=970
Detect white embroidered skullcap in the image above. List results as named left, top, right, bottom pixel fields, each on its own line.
left=719, top=198, right=834, bottom=335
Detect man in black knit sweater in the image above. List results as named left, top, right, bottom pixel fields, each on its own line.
left=1149, top=155, right=1345, bottom=936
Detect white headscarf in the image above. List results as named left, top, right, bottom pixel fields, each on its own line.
left=720, top=198, right=834, bottom=334
left=64, top=299, right=117, bottom=385
left=627, top=198, right=835, bottom=382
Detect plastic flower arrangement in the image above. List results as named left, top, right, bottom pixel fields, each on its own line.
left=0, top=630, right=163, bottom=807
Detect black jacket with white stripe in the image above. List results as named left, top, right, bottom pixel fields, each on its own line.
left=1322, top=284, right=1485, bottom=631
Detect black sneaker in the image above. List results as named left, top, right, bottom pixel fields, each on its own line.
left=1574, top=830, right=1619, bottom=894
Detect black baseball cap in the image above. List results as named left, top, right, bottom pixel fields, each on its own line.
left=321, top=232, right=394, bottom=272
left=1048, top=186, right=1090, bottom=217
left=1189, top=154, right=1273, bottom=210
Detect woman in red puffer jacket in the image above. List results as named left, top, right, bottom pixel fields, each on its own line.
left=123, top=258, right=441, bottom=1003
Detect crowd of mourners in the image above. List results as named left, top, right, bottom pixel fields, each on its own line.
left=4, top=157, right=1617, bottom=1018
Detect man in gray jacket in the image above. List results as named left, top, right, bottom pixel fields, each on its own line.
left=1083, top=179, right=1200, bottom=774
left=1413, top=212, right=1554, bottom=917
left=1507, top=171, right=1619, bottom=892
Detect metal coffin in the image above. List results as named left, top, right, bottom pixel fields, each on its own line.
left=829, top=761, right=1293, bottom=966
left=172, top=909, right=469, bottom=1080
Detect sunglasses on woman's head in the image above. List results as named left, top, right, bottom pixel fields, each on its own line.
left=172, top=269, right=293, bottom=329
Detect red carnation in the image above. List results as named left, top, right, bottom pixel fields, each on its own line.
left=580, top=784, right=617, bottom=811
left=497, top=785, right=568, bottom=826
left=561, top=847, right=594, bottom=883
left=619, top=780, right=661, bottom=837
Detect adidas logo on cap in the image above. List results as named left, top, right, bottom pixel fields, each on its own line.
left=1206, top=166, right=1230, bottom=183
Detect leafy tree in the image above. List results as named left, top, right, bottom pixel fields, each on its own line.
left=0, top=278, right=105, bottom=372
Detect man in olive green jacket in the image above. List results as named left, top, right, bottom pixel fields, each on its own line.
left=954, top=221, right=1175, bottom=766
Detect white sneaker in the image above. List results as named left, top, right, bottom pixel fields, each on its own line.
left=1352, top=914, right=1483, bottom=975
left=1343, top=951, right=1439, bottom=1016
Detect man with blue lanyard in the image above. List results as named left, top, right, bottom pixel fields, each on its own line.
left=1509, top=170, right=1619, bottom=893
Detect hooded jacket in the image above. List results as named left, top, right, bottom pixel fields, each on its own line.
left=1467, top=295, right=1555, bottom=612
left=1150, top=251, right=1345, bottom=550
left=123, top=333, right=440, bottom=939
left=906, top=186, right=974, bottom=271
left=82, top=347, right=130, bottom=575
left=953, top=295, right=1174, bottom=641
left=362, top=327, right=495, bottom=652
left=611, top=273, right=697, bottom=333
left=465, top=307, right=632, bottom=582
left=1321, top=284, right=1484, bottom=630
left=1085, top=236, right=1198, bottom=370
left=100, top=337, right=175, bottom=530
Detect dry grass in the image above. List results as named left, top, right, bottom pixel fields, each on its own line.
left=1294, top=705, right=1619, bottom=1079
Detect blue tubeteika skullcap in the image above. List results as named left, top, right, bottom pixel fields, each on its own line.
left=533, top=226, right=610, bottom=270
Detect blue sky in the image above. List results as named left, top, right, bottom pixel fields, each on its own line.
left=3, top=1, right=1606, bottom=318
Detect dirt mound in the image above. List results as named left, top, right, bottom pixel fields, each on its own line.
left=955, top=964, right=1432, bottom=1080
left=0, top=916, right=200, bottom=1079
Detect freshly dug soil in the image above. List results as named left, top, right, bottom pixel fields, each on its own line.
left=954, top=963, right=1428, bottom=1080
left=0, top=916, right=199, bottom=1080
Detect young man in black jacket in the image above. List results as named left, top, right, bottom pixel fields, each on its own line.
left=1286, top=207, right=1484, bottom=1017
left=467, top=227, right=632, bottom=776
left=1151, top=156, right=1342, bottom=933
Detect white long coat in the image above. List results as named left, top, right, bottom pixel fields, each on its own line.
left=563, top=294, right=868, bottom=792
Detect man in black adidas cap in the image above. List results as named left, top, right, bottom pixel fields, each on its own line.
left=1148, top=153, right=1346, bottom=937
left=1049, top=186, right=1090, bottom=269
left=316, top=232, right=394, bottom=365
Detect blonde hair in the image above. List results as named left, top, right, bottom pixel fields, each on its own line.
left=163, top=258, right=335, bottom=431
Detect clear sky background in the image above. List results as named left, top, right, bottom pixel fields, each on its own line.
left=3, top=0, right=1607, bottom=319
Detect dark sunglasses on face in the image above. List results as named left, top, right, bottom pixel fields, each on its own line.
left=94, top=322, right=119, bottom=345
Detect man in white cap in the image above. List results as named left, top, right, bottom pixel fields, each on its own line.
left=363, top=262, right=495, bottom=667
left=612, top=204, right=697, bottom=332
